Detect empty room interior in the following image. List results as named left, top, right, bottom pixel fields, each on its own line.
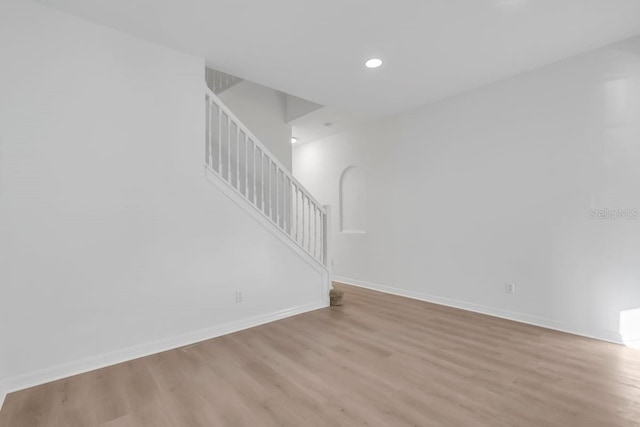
left=2, top=0, right=640, bottom=425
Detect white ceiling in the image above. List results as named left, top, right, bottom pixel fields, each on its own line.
left=38, top=0, right=640, bottom=119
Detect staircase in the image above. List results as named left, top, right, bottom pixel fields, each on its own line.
left=204, top=85, right=330, bottom=268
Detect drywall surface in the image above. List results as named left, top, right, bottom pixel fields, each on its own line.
left=294, top=35, right=640, bottom=344
left=0, top=374, right=6, bottom=411
left=0, top=0, right=325, bottom=394
left=218, top=81, right=293, bottom=170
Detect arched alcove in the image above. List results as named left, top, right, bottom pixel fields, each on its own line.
left=339, top=166, right=366, bottom=233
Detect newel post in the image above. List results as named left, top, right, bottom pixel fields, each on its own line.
left=323, top=204, right=333, bottom=290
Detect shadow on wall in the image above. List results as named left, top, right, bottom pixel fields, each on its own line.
left=339, top=166, right=366, bottom=233
left=602, top=53, right=640, bottom=349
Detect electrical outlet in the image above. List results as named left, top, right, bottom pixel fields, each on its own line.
left=505, top=283, right=516, bottom=294
left=235, top=291, right=244, bottom=303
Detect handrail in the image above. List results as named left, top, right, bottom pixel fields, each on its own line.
left=204, top=84, right=328, bottom=267
left=290, top=175, right=325, bottom=214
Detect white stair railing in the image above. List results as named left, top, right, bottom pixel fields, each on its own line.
left=205, top=85, right=328, bottom=267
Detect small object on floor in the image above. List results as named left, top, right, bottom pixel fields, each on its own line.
left=330, top=288, right=344, bottom=306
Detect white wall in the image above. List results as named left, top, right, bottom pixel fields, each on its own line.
left=294, top=35, right=640, bottom=344
left=0, top=357, right=6, bottom=409
left=0, top=0, right=326, bottom=400
left=284, top=93, right=323, bottom=123
left=218, top=80, right=293, bottom=170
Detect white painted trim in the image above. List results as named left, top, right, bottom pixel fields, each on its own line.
left=206, top=167, right=326, bottom=271
left=334, top=276, right=623, bottom=345
left=1, top=301, right=327, bottom=397
left=204, top=85, right=326, bottom=213
left=323, top=204, right=333, bottom=287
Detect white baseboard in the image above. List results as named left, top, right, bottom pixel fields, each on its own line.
left=1, top=301, right=327, bottom=399
left=334, top=276, right=623, bottom=345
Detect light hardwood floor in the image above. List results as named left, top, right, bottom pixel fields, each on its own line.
left=1, top=283, right=640, bottom=426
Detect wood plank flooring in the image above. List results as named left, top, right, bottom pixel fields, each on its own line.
left=1, top=283, right=640, bottom=426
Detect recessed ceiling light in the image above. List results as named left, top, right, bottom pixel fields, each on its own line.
left=291, top=137, right=298, bottom=144
left=365, top=58, right=383, bottom=69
